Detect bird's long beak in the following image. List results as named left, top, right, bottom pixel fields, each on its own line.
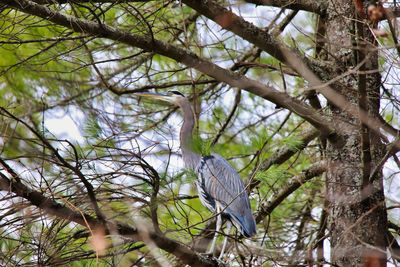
left=136, top=92, right=173, bottom=103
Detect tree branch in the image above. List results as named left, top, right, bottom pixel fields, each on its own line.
left=0, top=107, right=107, bottom=225
left=0, top=162, right=221, bottom=267
left=244, top=0, right=327, bottom=15
left=1, top=0, right=337, bottom=139
left=387, top=230, right=400, bottom=261
left=181, top=0, right=330, bottom=77
left=271, top=10, right=299, bottom=37
left=247, top=128, right=320, bottom=189
left=211, top=89, right=241, bottom=146
left=183, top=0, right=400, bottom=149
left=0, top=171, right=103, bottom=231
left=182, top=0, right=286, bottom=63
left=256, top=160, right=326, bottom=223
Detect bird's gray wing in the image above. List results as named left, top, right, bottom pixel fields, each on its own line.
left=195, top=154, right=256, bottom=237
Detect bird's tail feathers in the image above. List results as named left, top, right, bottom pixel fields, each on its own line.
left=230, top=212, right=257, bottom=237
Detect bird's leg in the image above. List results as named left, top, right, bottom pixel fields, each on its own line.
left=218, top=220, right=232, bottom=260
left=208, top=213, right=222, bottom=255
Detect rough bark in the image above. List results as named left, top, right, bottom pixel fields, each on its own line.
left=324, top=1, right=388, bottom=266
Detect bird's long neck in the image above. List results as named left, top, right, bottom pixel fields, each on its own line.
left=178, top=99, right=201, bottom=171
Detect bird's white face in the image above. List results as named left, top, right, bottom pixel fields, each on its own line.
left=136, top=91, right=185, bottom=105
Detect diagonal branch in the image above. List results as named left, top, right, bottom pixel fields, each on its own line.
left=182, top=0, right=286, bottom=63
left=243, top=0, right=327, bottom=15
left=259, top=128, right=320, bottom=172
left=0, top=170, right=103, bottom=231
left=271, top=10, right=299, bottom=37
left=182, top=0, right=400, bottom=149
left=1, top=0, right=337, bottom=140
left=246, top=128, right=320, bottom=189
left=256, top=160, right=326, bottom=223
left=181, top=0, right=329, bottom=77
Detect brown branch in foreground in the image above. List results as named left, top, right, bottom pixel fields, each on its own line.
left=256, top=160, right=326, bottom=223
left=182, top=0, right=285, bottom=63
left=0, top=171, right=103, bottom=231
left=182, top=0, right=331, bottom=80
left=280, top=39, right=400, bottom=150
left=0, top=164, right=221, bottom=267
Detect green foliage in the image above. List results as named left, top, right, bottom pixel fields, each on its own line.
left=83, top=116, right=103, bottom=139
left=282, top=134, right=304, bottom=152
left=250, top=127, right=269, bottom=150
left=192, top=135, right=212, bottom=156
left=181, top=169, right=198, bottom=184
left=256, top=165, right=291, bottom=189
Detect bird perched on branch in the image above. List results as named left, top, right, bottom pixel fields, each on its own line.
left=136, top=91, right=256, bottom=259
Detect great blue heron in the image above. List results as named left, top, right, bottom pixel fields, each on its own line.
left=137, top=91, right=257, bottom=259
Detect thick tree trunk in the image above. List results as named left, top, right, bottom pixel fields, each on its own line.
left=324, top=1, right=388, bottom=266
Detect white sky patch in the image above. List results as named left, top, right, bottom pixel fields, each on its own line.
left=44, top=107, right=85, bottom=143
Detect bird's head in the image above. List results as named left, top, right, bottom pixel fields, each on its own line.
left=136, top=90, right=186, bottom=105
